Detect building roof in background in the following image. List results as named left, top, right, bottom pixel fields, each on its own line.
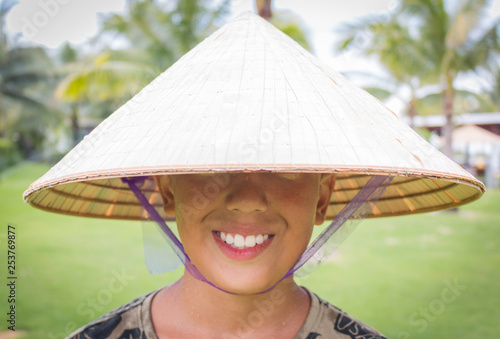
left=402, top=113, right=500, bottom=128
left=450, top=125, right=500, bottom=144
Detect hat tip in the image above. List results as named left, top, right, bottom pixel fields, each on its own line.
left=233, top=10, right=261, bottom=20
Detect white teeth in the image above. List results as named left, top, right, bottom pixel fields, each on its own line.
left=245, top=235, right=256, bottom=247
left=234, top=234, right=245, bottom=247
left=218, top=232, right=271, bottom=249
left=256, top=234, right=263, bottom=245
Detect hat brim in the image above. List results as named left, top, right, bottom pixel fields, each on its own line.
left=24, top=164, right=484, bottom=220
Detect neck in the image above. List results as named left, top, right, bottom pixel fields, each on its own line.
left=152, top=270, right=310, bottom=338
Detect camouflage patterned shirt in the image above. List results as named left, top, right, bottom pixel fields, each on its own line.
left=67, top=288, right=386, bottom=339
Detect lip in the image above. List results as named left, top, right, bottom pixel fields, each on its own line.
left=212, top=231, right=274, bottom=261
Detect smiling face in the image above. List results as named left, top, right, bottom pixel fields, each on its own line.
left=155, top=172, right=335, bottom=294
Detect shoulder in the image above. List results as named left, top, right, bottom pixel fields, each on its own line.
left=66, top=289, right=159, bottom=339
left=297, top=288, right=387, bottom=339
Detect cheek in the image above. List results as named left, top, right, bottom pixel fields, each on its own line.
left=176, top=220, right=204, bottom=259
left=279, top=189, right=319, bottom=223
left=173, top=190, right=208, bottom=224
left=173, top=203, right=201, bottom=248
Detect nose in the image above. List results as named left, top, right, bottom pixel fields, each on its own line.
left=225, top=174, right=268, bottom=214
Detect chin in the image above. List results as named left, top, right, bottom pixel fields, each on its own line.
left=208, top=270, right=281, bottom=295
left=217, top=281, right=275, bottom=295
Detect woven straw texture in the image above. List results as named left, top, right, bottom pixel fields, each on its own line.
left=24, top=12, right=484, bottom=220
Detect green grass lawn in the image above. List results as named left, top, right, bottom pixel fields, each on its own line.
left=1, top=162, right=499, bottom=338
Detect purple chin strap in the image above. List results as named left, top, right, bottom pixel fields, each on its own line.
left=122, top=175, right=392, bottom=295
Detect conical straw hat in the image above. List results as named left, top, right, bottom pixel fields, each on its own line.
left=24, top=11, right=484, bottom=220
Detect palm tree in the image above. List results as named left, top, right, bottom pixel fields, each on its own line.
left=256, top=0, right=272, bottom=20
left=401, top=0, right=499, bottom=157
left=56, top=0, right=231, bottom=106
left=477, top=67, right=500, bottom=112
left=0, top=0, right=56, bottom=160
left=337, top=0, right=499, bottom=158
left=337, top=16, right=434, bottom=129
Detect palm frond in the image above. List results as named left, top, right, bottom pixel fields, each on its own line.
left=446, top=0, right=488, bottom=49
left=55, top=55, right=155, bottom=102
left=458, top=17, right=500, bottom=71
left=2, top=90, right=50, bottom=113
